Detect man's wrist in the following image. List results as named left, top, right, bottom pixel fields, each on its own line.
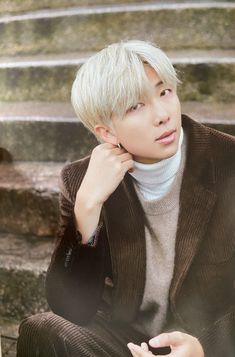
left=76, top=188, right=104, bottom=211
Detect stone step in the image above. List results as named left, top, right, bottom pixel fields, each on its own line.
left=0, top=319, right=18, bottom=357
left=0, top=3, right=234, bottom=57
left=0, top=0, right=148, bottom=14
left=0, top=106, right=97, bottom=162
left=1, top=321, right=18, bottom=357
left=0, top=103, right=234, bottom=236
left=0, top=233, right=53, bottom=321
left=0, top=101, right=235, bottom=162
left=0, top=162, right=62, bottom=236
left=0, top=50, right=234, bottom=103
left=4, top=0, right=234, bottom=15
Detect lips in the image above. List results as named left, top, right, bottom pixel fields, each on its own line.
left=156, top=129, right=176, bottom=141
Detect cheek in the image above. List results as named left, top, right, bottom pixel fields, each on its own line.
left=122, top=136, right=148, bottom=155
left=117, top=122, right=144, bottom=142
left=172, top=95, right=181, bottom=114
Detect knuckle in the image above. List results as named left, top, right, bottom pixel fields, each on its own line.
left=159, top=333, right=170, bottom=345
left=92, top=145, right=101, bottom=154
left=174, top=331, right=184, bottom=341
left=115, top=162, right=122, bottom=171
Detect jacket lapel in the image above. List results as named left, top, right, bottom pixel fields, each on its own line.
left=170, top=116, right=218, bottom=306
left=103, top=115, right=219, bottom=322
left=103, top=174, right=146, bottom=322
left=169, top=167, right=217, bottom=306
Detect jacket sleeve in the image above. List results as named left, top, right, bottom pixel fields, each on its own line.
left=45, top=162, right=107, bottom=325
left=198, top=305, right=235, bottom=357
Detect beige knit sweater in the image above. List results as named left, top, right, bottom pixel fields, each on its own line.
left=132, top=137, right=187, bottom=337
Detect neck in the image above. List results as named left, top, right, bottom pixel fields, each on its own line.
left=129, top=128, right=184, bottom=200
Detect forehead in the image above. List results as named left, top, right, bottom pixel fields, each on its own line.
left=144, top=65, right=162, bottom=86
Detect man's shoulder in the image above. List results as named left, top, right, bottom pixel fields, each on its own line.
left=61, top=156, right=91, bottom=179
left=59, top=156, right=91, bottom=198
left=183, top=115, right=235, bottom=185
left=183, top=114, right=235, bottom=160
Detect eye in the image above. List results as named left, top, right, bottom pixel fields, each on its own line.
left=160, top=89, right=172, bottom=97
left=128, top=103, right=144, bottom=113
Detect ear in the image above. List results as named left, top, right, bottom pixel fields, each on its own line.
left=94, top=124, right=119, bottom=145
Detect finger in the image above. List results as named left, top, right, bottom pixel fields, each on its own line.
left=119, top=152, right=133, bottom=163
left=100, top=142, right=119, bottom=150
left=127, top=343, right=153, bottom=356
left=110, top=146, right=126, bottom=155
left=149, top=331, right=185, bottom=348
left=127, top=343, right=140, bottom=357
left=122, top=159, right=134, bottom=173
left=141, top=342, right=149, bottom=351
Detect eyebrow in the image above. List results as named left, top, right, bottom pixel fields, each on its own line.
left=155, top=80, right=163, bottom=88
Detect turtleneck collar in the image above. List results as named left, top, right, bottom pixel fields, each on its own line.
left=129, top=128, right=184, bottom=201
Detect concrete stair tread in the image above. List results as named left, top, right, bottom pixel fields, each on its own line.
left=0, top=0, right=164, bottom=15
left=0, top=3, right=233, bottom=57
left=0, top=319, right=18, bottom=357
left=1, top=101, right=235, bottom=123
left=0, top=102, right=76, bottom=119
left=0, top=233, right=54, bottom=272
left=0, top=318, right=19, bottom=338
left=2, top=0, right=235, bottom=15
left=1, top=49, right=235, bottom=67
left=1, top=1, right=234, bottom=24
left=181, top=102, right=235, bottom=123
left=0, top=162, right=63, bottom=191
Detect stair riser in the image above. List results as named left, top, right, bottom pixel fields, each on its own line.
left=0, top=188, right=59, bottom=236
left=0, top=268, right=48, bottom=320
left=0, top=122, right=234, bottom=237
left=0, top=61, right=234, bottom=102
left=0, top=233, right=54, bottom=320
left=0, top=119, right=235, bottom=162
left=0, top=119, right=97, bottom=161
left=0, top=6, right=234, bottom=56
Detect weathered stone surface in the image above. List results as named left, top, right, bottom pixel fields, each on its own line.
left=0, top=101, right=234, bottom=162
left=0, top=0, right=147, bottom=14
left=1, top=333, right=17, bottom=357
left=0, top=117, right=97, bottom=162
left=0, top=4, right=234, bottom=56
left=0, top=233, right=54, bottom=320
left=0, top=62, right=77, bottom=102
left=0, top=319, right=18, bottom=356
left=177, top=62, right=235, bottom=103
left=0, top=162, right=62, bottom=236
left=0, top=52, right=234, bottom=102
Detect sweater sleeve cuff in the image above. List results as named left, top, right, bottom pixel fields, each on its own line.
left=75, top=222, right=103, bottom=247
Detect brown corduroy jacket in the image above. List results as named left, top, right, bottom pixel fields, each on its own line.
left=46, top=115, right=235, bottom=356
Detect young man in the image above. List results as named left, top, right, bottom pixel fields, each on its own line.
left=17, top=41, right=235, bottom=357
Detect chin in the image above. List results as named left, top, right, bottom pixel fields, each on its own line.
left=162, top=145, right=178, bottom=160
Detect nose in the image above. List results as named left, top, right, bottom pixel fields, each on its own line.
left=152, top=102, right=170, bottom=126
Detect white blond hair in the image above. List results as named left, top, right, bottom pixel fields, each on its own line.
left=71, top=40, right=180, bottom=135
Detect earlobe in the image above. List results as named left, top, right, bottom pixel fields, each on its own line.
left=94, top=124, right=118, bottom=145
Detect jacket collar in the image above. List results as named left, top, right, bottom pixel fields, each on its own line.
left=104, top=115, right=217, bottom=322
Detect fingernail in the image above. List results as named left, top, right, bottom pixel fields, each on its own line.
left=127, top=343, right=138, bottom=352
left=149, top=338, right=160, bottom=347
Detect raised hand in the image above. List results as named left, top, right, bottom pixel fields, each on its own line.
left=128, top=332, right=204, bottom=357
left=74, top=143, right=134, bottom=242
left=77, top=143, right=134, bottom=206
left=128, top=342, right=153, bottom=357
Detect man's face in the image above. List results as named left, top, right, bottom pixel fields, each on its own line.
left=111, top=65, right=182, bottom=164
